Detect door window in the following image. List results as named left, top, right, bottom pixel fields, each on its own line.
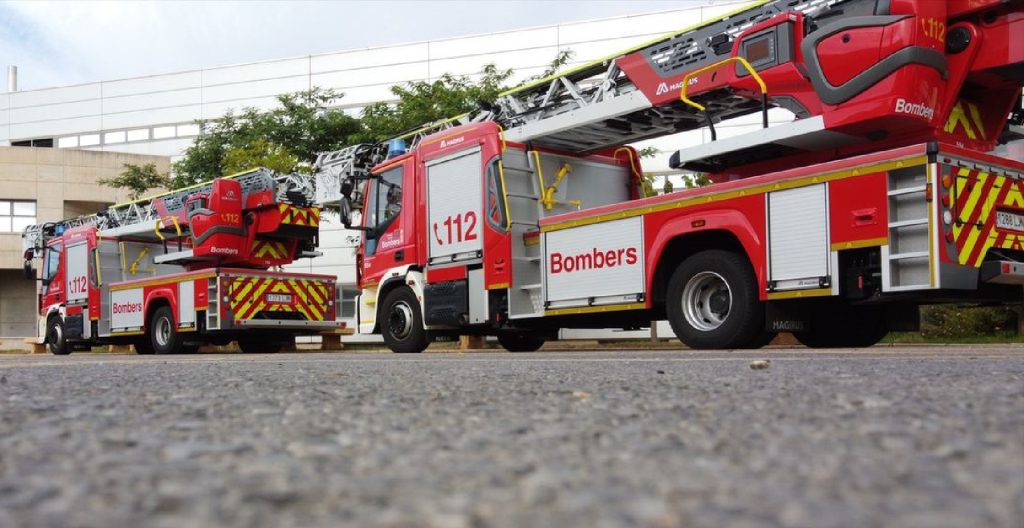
left=365, top=165, right=404, bottom=255
left=44, top=244, right=61, bottom=282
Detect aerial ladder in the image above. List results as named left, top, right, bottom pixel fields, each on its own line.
left=317, top=0, right=1023, bottom=201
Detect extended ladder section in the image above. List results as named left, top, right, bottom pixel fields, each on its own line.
left=487, top=0, right=836, bottom=153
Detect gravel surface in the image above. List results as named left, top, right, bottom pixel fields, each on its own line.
left=0, top=348, right=1021, bottom=528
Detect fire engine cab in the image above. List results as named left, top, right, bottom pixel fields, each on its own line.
left=316, top=0, right=1024, bottom=353
left=23, top=169, right=340, bottom=354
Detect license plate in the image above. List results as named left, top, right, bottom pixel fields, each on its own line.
left=995, top=210, right=1024, bottom=233
left=266, top=293, right=293, bottom=304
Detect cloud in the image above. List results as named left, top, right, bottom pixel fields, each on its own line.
left=1, top=0, right=693, bottom=91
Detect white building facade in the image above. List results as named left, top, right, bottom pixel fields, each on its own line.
left=1, top=2, right=769, bottom=332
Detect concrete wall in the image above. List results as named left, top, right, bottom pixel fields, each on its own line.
left=0, top=147, right=171, bottom=341
left=0, top=270, right=36, bottom=339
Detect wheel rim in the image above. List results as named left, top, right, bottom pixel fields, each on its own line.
left=387, top=301, right=415, bottom=340
left=681, top=271, right=732, bottom=332
left=49, top=323, right=62, bottom=346
left=155, top=316, right=172, bottom=347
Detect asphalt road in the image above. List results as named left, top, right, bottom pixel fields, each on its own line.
left=0, top=347, right=1021, bottom=528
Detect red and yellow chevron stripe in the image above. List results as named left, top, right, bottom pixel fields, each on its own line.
left=278, top=204, right=320, bottom=227
left=951, top=167, right=1024, bottom=267
left=251, top=239, right=289, bottom=260
left=228, top=276, right=332, bottom=321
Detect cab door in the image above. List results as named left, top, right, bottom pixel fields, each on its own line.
left=40, top=241, right=64, bottom=310
left=359, top=157, right=416, bottom=287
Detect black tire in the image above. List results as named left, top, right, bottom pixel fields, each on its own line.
left=237, top=336, right=285, bottom=354
left=46, top=316, right=70, bottom=355
left=380, top=287, right=429, bottom=354
left=665, top=250, right=765, bottom=350
left=497, top=333, right=545, bottom=352
left=149, top=306, right=185, bottom=355
left=133, top=339, right=155, bottom=355
left=794, top=305, right=887, bottom=348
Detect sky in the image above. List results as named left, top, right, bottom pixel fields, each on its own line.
left=0, top=0, right=705, bottom=91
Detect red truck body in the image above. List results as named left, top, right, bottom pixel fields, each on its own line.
left=26, top=169, right=339, bottom=354
left=344, top=0, right=1024, bottom=352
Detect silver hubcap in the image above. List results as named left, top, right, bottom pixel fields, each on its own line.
left=681, top=271, right=732, bottom=331
left=388, top=301, right=415, bottom=340
left=155, top=317, right=172, bottom=347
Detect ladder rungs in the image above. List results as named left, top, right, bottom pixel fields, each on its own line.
left=888, top=186, right=927, bottom=196
left=510, top=221, right=539, bottom=227
left=888, top=251, right=929, bottom=260
left=514, top=256, right=541, bottom=262
left=519, top=283, right=542, bottom=290
left=889, top=219, right=928, bottom=228
left=503, top=166, right=533, bottom=173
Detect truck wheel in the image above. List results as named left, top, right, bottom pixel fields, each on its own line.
left=794, top=306, right=887, bottom=348
left=46, top=316, right=70, bottom=355
left=150, top=306, right=185, bottom=355
left=380, top=287, right=429, bottom=353
left=133, top=339, right=155, bottom=355
left=497, top=333, right=545, bottom=352
left=237, top=336, right=284, bottom=354
left=666, top=250, right=764, bottom=350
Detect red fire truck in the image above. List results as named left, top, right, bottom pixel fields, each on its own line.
left=317, top=0, right=1024, bottom=353
left=22, top=169, right=340, bottom=354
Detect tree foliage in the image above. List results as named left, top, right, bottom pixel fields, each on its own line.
left=921, top=305, right=1019, bottom=339
left=97, top=163, right=171, bottom=200
left=357, top=65, right=513, bottom=142
left=221, top=139, right=300, bottom=175
left=120, top=50, right=609, bottom=191
left=169, top=88, right=362, bottom=187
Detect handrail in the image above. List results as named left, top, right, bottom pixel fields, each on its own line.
left=679, top=56, right=769, bottom=141
left=495, top=160, right=513, bottom=230
left=530, top=150, right=548, bottom=209
left=153, top=216, right=182, bottom=241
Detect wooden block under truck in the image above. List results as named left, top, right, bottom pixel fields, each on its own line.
left=318, top=0, right=1024, bottom=352
left=22, top=169, right=341, bottom=354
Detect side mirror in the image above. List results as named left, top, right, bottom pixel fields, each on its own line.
left=340, top=197, right=353, bottom=228
left=339, top=198, right=370, bottom=233
left=22, top=259, right=36, bottom=280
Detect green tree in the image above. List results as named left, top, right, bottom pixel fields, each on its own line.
left=358, top=64, right=513, bottom=142
left=526, top=49, right=575, bottom=82
left=221, top=139, right=301, bottom=175
left=97, top=162, right=171, bottom=200
left=169, top=88, right=362, bottom=187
